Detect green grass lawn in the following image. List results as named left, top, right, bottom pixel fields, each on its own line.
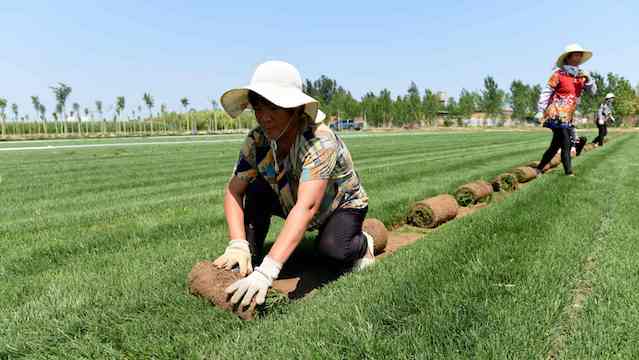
left=1, top=130, right=636, bottom=359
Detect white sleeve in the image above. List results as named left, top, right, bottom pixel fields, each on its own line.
left=537, top=85, right=554, bottom=113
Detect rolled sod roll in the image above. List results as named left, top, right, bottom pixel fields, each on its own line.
left=491, top=173, right=519, bottom=192
left=513, top=166, right=538, bottom=183
left=407, top=194, right=458, bottom=228
left=454, top=180, right=493, bottom=207
left=549, top=154, right=562, bottom=167
left=362, top=218, right=389, bottom=254
left=525, top=160, right=540, bottom=168
left=526, top=160, right=552, bottom=171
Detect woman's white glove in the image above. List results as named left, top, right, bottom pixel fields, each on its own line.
left=213, top=239, right=252, bottom=276
left=225, top=256, right=282, bottom=306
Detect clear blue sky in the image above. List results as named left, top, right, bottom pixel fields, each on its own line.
left=1, top=0, right=638, bottom=118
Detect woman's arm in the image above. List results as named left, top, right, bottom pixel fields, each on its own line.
left=582, top=70, right=597, bottom=95
left=267, top=179, right=328, bottom=264
left=537, top=71, right=560, bottom=115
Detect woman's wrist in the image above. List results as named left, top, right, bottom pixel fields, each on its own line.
left=255, top=255, right=282, bottom=281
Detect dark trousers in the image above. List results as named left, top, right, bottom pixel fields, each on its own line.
left=539, top=127, right=572, bottom=175
left=593, top=124, right=607, bottom=146
left=243, top=176, right=368, bottom=265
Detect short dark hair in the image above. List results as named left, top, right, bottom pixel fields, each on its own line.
left=248, top=91, right=277, bottom=109
left=248, top=90, right=302, bottom=116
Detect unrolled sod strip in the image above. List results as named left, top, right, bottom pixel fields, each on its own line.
left=454, top=180, right=494, bottom=207
left=513, top=166, right=538, bottom=183
left=407, top=194, right=459, bottom=228
left=491, top=173, right=519, bottom=192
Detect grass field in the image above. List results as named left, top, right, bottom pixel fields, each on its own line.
left=2, top=130, right=638, bottom=359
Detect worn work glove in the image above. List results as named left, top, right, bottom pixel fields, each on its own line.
left=225, top=256, right=282, bottom=306
left=213, top=239, right=252, bottom=276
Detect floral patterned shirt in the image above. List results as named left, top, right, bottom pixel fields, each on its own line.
left=233, top=122, right=368, bottom=230
left=538, top=66, right=597, bottom=127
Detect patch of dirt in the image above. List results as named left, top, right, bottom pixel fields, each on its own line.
left=379, top=229, right=425, bottom=255
left=456, top=203, right=489, bottom=218
left=188, top=261, right=257, bottom=320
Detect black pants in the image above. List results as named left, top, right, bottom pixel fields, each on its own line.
left=243, top=176, right=368, bottom=265
left=575, top=136, right=587, bottom=156
left=593, top=124, right=607, bottom=146
left=538, top=127, right=572, bottom=175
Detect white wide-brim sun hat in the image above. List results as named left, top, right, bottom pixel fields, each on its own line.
left=220, top=60, right=325, bottom=124
left=556, top=43, right=593, bottom=68
left=605, top=93, right=615, bottom=99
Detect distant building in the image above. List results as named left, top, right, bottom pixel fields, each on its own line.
left=436, top=91, right=448, bottom=107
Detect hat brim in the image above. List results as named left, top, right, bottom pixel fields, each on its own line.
left=220, top=83, right=323, bottom=123
left=556, top=50, right=592, bottom=68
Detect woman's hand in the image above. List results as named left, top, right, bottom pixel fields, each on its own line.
left=225, top=256, right=282, bottom=306
left=213, top=239, right=252, bottom=276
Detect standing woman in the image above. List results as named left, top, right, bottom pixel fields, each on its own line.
left=593, top=93, right=615, bottom=146
left=213, top=61, right=375, bottom=307
left=535, top=44, right=597, bottom=176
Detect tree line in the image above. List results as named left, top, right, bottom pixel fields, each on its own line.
left=1, top=72, right=638, bottom=139
left=304, top=72, right=639, bottom=127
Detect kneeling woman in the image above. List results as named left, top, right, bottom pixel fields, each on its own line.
left=213, top=61, right=375, bottom=307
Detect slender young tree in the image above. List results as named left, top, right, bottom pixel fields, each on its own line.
left=95, top=100, right=105, bottom=134
left=39, top=104, right=47, bottom=135
left=143, top=93, right=154, bottom=134
left=180, top=97, right=190, bottom=133
left=72, top=102, right=81, bottom=135
left=55, top=104, right=63, bottom=135
left=160, top=103, right=168, bottom=134
left=50, top=83, right=72, bottom=136
left=115, top=96, right=125, bottom=135
left=84, top=107, right=90, bottom=134
left=31, top=96, right=42, bottom=135
left=11, top=103, right=19, bottom=135
left=0, top=98, right=7, bottom=137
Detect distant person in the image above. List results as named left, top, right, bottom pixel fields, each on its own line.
left=535, top=43, right=597, bottom=177
left=593, top=93, right=615, bottom=146
left=213, top=61, right=375, bottom=307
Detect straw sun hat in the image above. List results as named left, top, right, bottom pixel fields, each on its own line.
left=220, top=60, right=325, bottom=123
left=556, top=43, right=593, bottom=68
